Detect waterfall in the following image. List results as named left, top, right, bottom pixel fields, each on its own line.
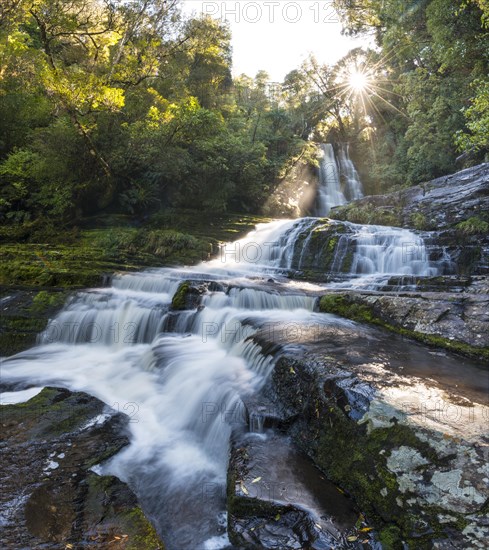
left=338, top=144, right=364, bottom=201
left=316, top=143, right=364, bottom=215
left=1, top=155, right=445, bottom=547
left=349, top=224, right=436, bottom=276
left=1, top=261, right=327, bottom=549
left=316, top=144, right=346, bottom=215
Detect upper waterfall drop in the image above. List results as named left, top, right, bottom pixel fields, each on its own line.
left=315, top=143, right=364, bottom=216
left=338, top=144, right=364, bottom=201
left=316, top=144, right=346, bottom=216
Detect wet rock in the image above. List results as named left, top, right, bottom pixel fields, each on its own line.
left=170, top=280, right=205, bottom=311
left=227, top=434, right=371, bottom=549
left=318, top=292, right=489, bottom=362
left=0, top=287, right=69, bottom=356
left=330, top=163, right=489, bottom=232
left=330, top=163, right=489, bottom=276
left=262, top=351, right=489, bottom=549
left=0, top=386, right=163, bottom=549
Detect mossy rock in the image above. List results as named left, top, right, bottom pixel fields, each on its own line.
left=318, top=293, right=489, bottom=363
left=1, top=387, right=164, bottom=548
left=267, top=356, right=474, bottom=548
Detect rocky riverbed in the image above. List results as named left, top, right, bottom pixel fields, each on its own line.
left=1, top=163, right=488, bottom=549
left=251, top=320, right=489, bottom=549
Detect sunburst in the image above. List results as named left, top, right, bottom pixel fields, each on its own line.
left=348, top=68, right=370, bottom=93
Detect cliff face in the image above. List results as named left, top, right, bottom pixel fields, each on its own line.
left=330, top=163, right=489, bottom=231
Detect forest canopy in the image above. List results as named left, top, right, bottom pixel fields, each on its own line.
left=0, top=0, right=488, bottom=229
left=0, top=0, right=307, bottom=227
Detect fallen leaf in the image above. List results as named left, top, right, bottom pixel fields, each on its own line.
left=240, top=481, right=249, bottom=495
left=251, top=476, right=262, bottom=483
left=347, top=535, right=358, bottom=542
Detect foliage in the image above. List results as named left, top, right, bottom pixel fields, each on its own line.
left=455, top=216, right=489, bottom=234
left=455, top=79, right=489, bottom=154
left=0, top=4, right=305, bottom=230
left=319, top=0, right=489, bottom=190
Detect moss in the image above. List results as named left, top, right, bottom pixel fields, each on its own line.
left=379, top=525, right=404, bottom=549
left=455, top=216, right=489, bottom=235
left=0, top=209, right=273, bottom=288
left=410, top=212, right=429, bottom=231
left=122, top=507, right=163, bottom=549
left=31, top=290, right=67, bottom=312
left=0, top=288, right=69, bottom=356
left=318, top=294, right=489, bottom=363
left=319, top=294, right=375, bottom=323
left=171, top=281, right=191, bottom=310
left=1, top=387, right=106, bottom=438
left=331, top=203, right=402, bottom=227
left=341, top=249, right=354, bottom=272
left=0, top=331, right=38, bottom=356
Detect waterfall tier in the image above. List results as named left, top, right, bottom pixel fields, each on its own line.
left=316, top=143, right=364, bottom=216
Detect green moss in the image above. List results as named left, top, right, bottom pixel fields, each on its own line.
left=31, top=290, right=66, bottom=311
left=331, top=203, right=402, bottom=227
left=2, top=387, right=103, bottom=438
left=122, top=507, right=163, bottom=549
left=171, top=281, right=191, bottom=310
left=0, top=288, right=70, bottom=356
left=455, top=216, right=489, bottom=235
left=0, top=209, right=273, bottom=288
left=319, top=294, right=375, bottom=323
left=379, top=525, right=404, bottom=549
left=410, top=212, right=429, bottom=230
left=0, top=331, right=37, bottom=356
left=341, top=249, right=354, bottom=272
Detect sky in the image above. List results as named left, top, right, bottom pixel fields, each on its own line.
left=180, top=1, right=369, bottom=82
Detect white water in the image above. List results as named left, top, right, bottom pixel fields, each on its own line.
left=316, top=143, right=346, bottom=215
left=316, top=143, right=364, bottom=215
left=1, top=256, right=330, bottom=548
left=338, top=144, right=364, bottom=201
left=1, top=145, right=444, bottom=548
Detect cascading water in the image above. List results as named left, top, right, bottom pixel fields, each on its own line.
left=1, top=143, right=446, bottom=548
left=338, top=144, right=364, bottom=201
left=316, top=143, right=364, bottom=215
left=316, top=143, right=346, bottom=215
left=1, top=260, right=330, bottom=548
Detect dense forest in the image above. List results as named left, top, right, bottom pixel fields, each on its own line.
left=0, top=0, right=488, bottom=232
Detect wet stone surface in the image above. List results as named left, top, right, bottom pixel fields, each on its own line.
left=0, top=386, right=162, bottom=549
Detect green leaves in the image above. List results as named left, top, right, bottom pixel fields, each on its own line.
left=456, top=78, right=489, bottom=153
left=0, top=1, right=307, bottom=224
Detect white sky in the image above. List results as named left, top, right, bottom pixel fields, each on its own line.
left=181, top=1, right=368, bottom=82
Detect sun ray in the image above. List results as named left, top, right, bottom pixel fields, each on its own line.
left=365, top=87, right=409, bottom=118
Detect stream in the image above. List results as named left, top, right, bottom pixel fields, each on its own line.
left=1, top=145, right=485, bottom=549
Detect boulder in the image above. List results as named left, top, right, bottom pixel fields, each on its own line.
left=0, top=386, right=163, bottom=549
